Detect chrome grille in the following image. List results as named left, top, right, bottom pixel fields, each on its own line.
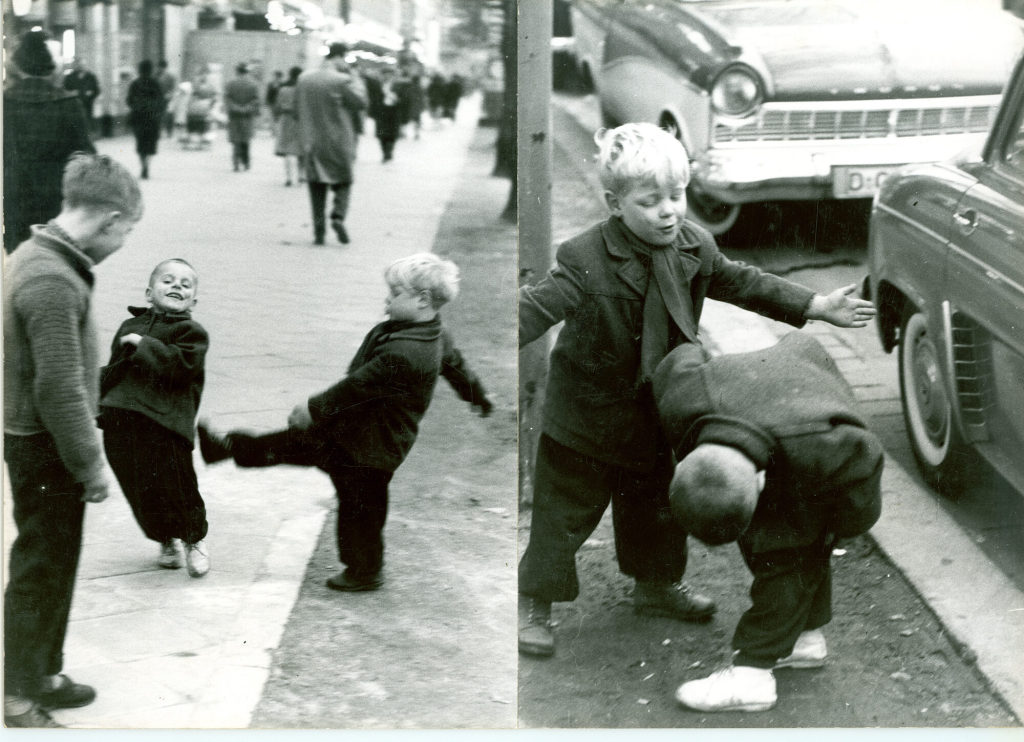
left=714, top=102, right=998, bottom=144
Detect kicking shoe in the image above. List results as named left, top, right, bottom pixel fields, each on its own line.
left=518, top=596, right=554, bottom=658
left=32, top=675, right=97, bottom=710
left=676, top=665, right=777, bottom=712
left=325, top=569, right=383, bottom=592
left=775, top=629, right=827, bottom=669
left=197, top=422, right=232, bottom=464
left=633, top=581, right=716, bottom=622
left=185, top=540, right=210, bottom=577
left=331, top=218, right=350, bottom=245
left=4, top=702, right=63, bottom=728
left=158, top=538, right=184, bottom=569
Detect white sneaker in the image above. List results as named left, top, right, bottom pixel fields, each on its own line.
left=185, top=540, right=210, bottom=577
left=158, top=539, right=184, bottom=569
left=775, top=629, right=827, bottom=669
left=675, top=665, right=777, bottom=712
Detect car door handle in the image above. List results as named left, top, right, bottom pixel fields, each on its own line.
left=953, top=209, right=978, bottom=235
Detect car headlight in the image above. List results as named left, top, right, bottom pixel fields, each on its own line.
left=710, top=66, right=763, bottom=118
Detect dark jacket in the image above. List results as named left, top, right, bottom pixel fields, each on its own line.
left=126, top=75, right=166, bottom=128
left=63, top=69, right=100, bottom=114
left=99, top=306, right=209, bottom=444
left=519, top=217, right=815, bottom=471
left=652, top=331, right=884, bottom=553
left=2, top=76, right=94, bottom=254
left=307, top=316, right=488, bottom=472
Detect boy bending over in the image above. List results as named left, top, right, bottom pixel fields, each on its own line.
left=652, top=331, right=883, bottom=712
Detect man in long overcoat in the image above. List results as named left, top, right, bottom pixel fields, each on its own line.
left=295, top=43, right=367, bottom=245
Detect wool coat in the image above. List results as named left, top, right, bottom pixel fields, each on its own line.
left=224, top=74, right=261, bottom=144
left=652, top=331, right=884, bottom=554
left=519, top=216, right=816, bottom=472
left=307, top=316, right=488, bottom=472
left=295, top=62, right=367, bottom=185
left=99, top=306, right=209, bottom=444
left=2, top=76, right=94, bottom=253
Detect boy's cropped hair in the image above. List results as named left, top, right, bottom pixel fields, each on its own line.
left=671, top=447, right=758, bottom=546
left=595, top=122, right=691, bottom=195
left=149, top=258, right=199, bottom=287
left=385, top=252, right=460, bottom=309
left=62, top=152, right=143, bottom=219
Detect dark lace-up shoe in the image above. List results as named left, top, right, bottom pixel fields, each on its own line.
left=633, top=581, right=716, bottom=622
left=326, top=569, right=383, bottom=592
left=518, top=595, right=555, bottom=657
left=197, top=422, right=233, bottom=464
left=32, top=675, right=96, bottom=710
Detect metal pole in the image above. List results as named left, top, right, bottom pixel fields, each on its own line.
left=517, top=1, right=552, bottom=506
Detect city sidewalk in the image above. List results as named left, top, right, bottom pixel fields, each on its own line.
left=4, top=94, right=512, bottom=729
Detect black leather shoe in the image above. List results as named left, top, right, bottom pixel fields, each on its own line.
left=326, top=569, right=382, bottom=592
left=633, top=581, right=716, bottom=622
left=331, top=219, right=350, bottom=245
left=518, top=596, right=555, bottom=658
left=197, top=423, right=233, bottom=464
left=33, top=675, right=96, bottom=710
left=5, top=703, right=63, bottom=727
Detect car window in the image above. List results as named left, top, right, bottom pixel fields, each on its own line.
left=1003, top=105, right=1024, bottom=175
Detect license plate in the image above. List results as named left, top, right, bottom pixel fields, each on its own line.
left=831, top=165, right=895, bottom=199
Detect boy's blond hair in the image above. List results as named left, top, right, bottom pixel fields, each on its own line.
left=595, top=122, right=691, bottom=195
left=670, top=444, right=759, bottom=546
left=384, top=252, right=460, bottom=310
left=62, top=153, right=143, bottom=219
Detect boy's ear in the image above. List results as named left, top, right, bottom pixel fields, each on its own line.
left=416, top=290, right=431, bottom=308
left=603, top=190, right=622, bottom=215
left=144, top=286, right=155, bottom=304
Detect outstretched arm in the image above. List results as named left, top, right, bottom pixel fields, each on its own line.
left=806, top=284, right=876, bottom=328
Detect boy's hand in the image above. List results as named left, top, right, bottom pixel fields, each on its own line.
left=120, top=333, right=143, bottom=346
left=807, top=284, right=876, bottom=328
left=81, top=470, right=111, bottom=503
left=288, top=402, right=314, bottom=430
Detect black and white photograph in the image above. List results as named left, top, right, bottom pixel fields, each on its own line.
left=2, top=0, right=1023, bottom=734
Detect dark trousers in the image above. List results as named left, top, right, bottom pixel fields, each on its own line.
left=307, top=181, right=351, bottom=240
left=101, top=409, right=208, bottom=545
left=732, top=534, right=834, bottom=668
left=232, top=141, right=251, bottom=169
left=518, top=434, right=686, bottom=603
left=4, top=432, right=87, bottom=696
left=228, top=428, right=393, bottom=578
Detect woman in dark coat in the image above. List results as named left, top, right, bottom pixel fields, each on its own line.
left=2, top=30, right=94, bottom=254
left=126, top=59, right=166, bottom=179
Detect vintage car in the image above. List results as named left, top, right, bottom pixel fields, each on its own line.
left=866, top=49, right=1024, bottom=498
left=571, top=0, right=1023, bottom=239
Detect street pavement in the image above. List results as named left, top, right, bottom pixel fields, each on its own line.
left=3, top=95, right=514, bottom=729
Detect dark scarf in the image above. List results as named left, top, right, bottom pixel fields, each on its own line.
left=607, top=216, right=693, bottom=385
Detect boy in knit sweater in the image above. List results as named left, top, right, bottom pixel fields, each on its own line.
left=99, top=258, right=211, bottom=577
left=652, top=332, right=884, bottom=712
left=4, top=153, right=141, bottom=727
left=197, top=253, right=492, bottom=592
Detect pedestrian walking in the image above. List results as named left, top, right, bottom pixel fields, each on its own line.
left=266, top=70, right=284, bottom=119
left=516, top=122, right=877, bottom=659
left=99, top=259, right=212, bottom=579
left=652, top=331, right=883, bottom=712
left=185, top=71, right=217, bottom=150
left=295, top=43, right=367, bottom=245
left=156, top=60, right=177, bottom=137
left=426, top=72, right=446, bottom=121
left=3, top=30, right=94, bottom=254
left=274, top=66, right=304, bottom=186
left=126, top=59, right=166, bottom=179
left=197, top=253, right=493, bottom=592
left=168, top=79, right=193, bottom=144
left=63, top=57, right=101, bottom=132
left=3, top=153, right=142, bottom=728
left=441, top=74, right=464, bottom=121
left=398, top=60, right=425, bottom=140
left=366, top=65, right=405, bottom=162
left=224, top=62, right=261, bottom=171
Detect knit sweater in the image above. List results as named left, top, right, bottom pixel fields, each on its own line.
left=3, top=226, right=104, bottom=484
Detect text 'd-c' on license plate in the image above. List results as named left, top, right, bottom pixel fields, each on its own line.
left=832, top=165, right=894, bottom=199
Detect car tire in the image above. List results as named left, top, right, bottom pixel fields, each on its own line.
left=898, top=307, right=973, bottom=497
